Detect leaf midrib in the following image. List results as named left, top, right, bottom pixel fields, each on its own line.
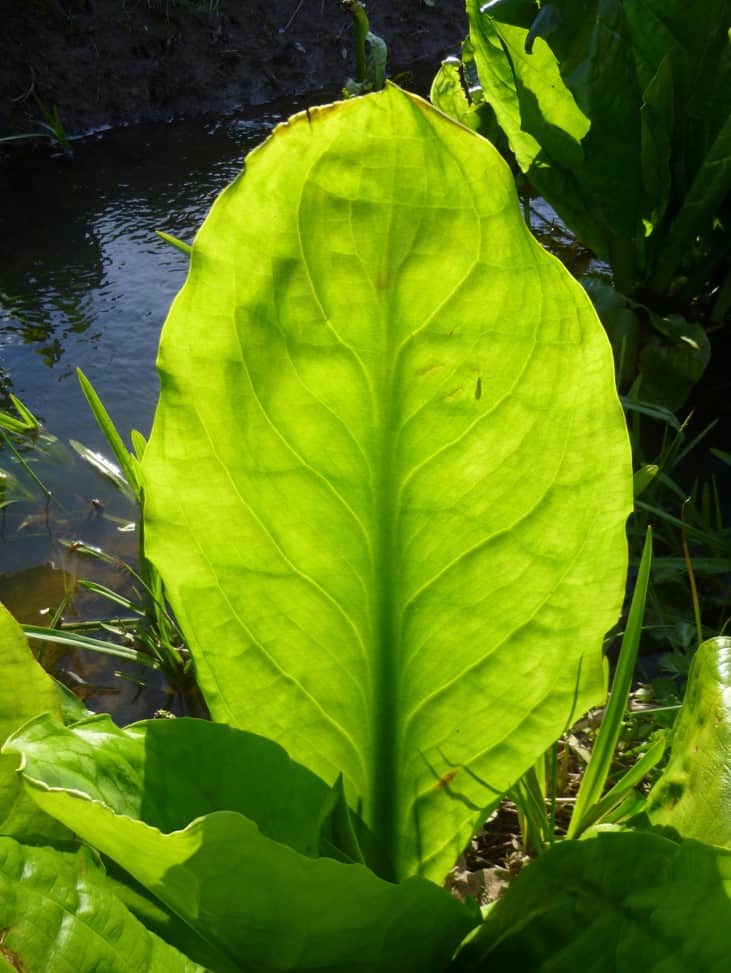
left=371, top=134, right=401, bottom=881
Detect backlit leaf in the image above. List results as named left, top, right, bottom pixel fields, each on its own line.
left=142, top=84, right=632, bottom=880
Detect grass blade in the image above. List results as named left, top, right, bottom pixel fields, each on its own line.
left=69, top=439, right=133, bottom=497
left=0, top=430, right=52, bottom=501
left=76, top=369, right=140, bottom=496
left=154, top=229, right=192, bottom=256
left=76, top=580, right=146, bottom=615
left=568, top=526, right=652, bottom=838
left=575, top=734, right=666, bottom=832
left=23, top=626, right=160, bottom=670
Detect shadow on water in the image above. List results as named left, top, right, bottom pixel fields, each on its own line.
left=0, top=94, right=334, bottom=721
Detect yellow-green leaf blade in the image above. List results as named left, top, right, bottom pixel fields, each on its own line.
left=142, top=85, right=632, bottom=880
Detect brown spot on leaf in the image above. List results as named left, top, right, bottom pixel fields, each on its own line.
left=433, top=770, right=459, bottom=791
left=0, top=931, right=26, bottom=972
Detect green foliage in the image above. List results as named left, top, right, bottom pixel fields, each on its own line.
left=0, top=97, right=72, bottom=154
left=509, top=530, right=665, bottom=850
left=0, top=378, right=190, bottom=682
left=458, top=0, right=730, bottom=303
left=628, top=403, right=731, bottom=662
left=452, top=830, right=731, bottom=972
left=141, top=83, right=631, bottom=882
left=6, top=714, right=477, bottom=973
left=441, top=1, right=730, bottom=409
left=0, top=838, right=205, bottom=972
left=0, top=607, right=70, bottom=845
left=647, top=637, right=731, bottom=846
left=341, top=0, right=388, bottom=96
left=34, top=95, right=73, bottom=156
left=567, top=529, right=653, bottom=836
left=0, top=82, right=725, bottom=970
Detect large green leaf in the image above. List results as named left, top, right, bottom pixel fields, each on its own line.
left=142, top=84, right=632, bottom=880
left=650, top=110, right=731, bottom=292
left=6, top=713, right=478, bottom=973
left=0, top=603, right=69, bottom=843
left=0, top=837, right=205, bottom=972
left=464, top=0, right=731, bottom=297
left=466, top=0, right=643, bottom=284
left=452, top=829, right=731, bottom=971
left=6, top=713, right=332, bottom=855
left=647, top=637, right=731, bottom=846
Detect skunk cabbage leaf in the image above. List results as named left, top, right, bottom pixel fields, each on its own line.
left=453, top=830, right=731, bottom=972
left=0, top=838, right=205, bottom=972
left=463, top=0, right=731, bottom=295
left=647, top=637, right=731, bottom=847
left=142, top=84, right=632, bottom=880
left=6, top=713, right=477, bottom=973
left=0, top=603, right=68, bottom=843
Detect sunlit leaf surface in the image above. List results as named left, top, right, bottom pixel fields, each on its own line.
left=142, top=84, right=632, bottom=880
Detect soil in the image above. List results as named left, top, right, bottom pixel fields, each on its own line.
left=1, top=0, right=467, bottom=137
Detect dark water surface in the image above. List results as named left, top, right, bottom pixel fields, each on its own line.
left=0, top=107, right=300, bottom=453
left=0, top=98, right=328, bottom=716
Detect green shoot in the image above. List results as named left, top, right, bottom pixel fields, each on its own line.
left=568, top=527, right=653, bottom=838
left=23, top=625, right=161, bottom=669
left=681, top=499, right=704, bottom=646
left=154, top=230, right=193, bottom=256
left=76, top=369, right=140, bottom=497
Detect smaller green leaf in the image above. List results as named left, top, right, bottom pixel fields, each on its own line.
left=365, top=30, right=387, bottom=89
left=647, top=637, right=731, bottom=847
left=55, top=678, right=94, bottom=724
left=470, top=0, right=589, bottom=173
left=318, top=773, right=367, bottom=864
left=0, top=838, right=204, bottom=972
left=0, top=604, right=69, bottom=844
left=6, top=713, right=333, bottom=856
left=431, top=58, right=479, bottom=130
left=639, top=313, right=711, bottom=409
left=7, top=714, right=478, bottom=973
left=453, top=830, right=731, bottom=972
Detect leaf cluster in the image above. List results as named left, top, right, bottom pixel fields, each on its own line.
left=0, top=84, right=730, bottom=971
left=433, top=0, right=730, bottom=407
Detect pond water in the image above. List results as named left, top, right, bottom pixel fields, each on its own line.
left=0, top=94, right=333, bottom=717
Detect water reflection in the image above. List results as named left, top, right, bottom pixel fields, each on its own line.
left=0, top=99, right=324, bottom=719
left=0, top=102, right=310, bottom=446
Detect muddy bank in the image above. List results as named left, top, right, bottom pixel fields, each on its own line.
left=1, top=0, right=467, bottom=137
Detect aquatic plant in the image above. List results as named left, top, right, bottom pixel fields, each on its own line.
left=0, top=382, right=191, bottom=685
left=341, top=0, right=387, bottom=96
left=1, top=85, right=730, bottom=971
left=434, top=0, right=730, bottom=406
